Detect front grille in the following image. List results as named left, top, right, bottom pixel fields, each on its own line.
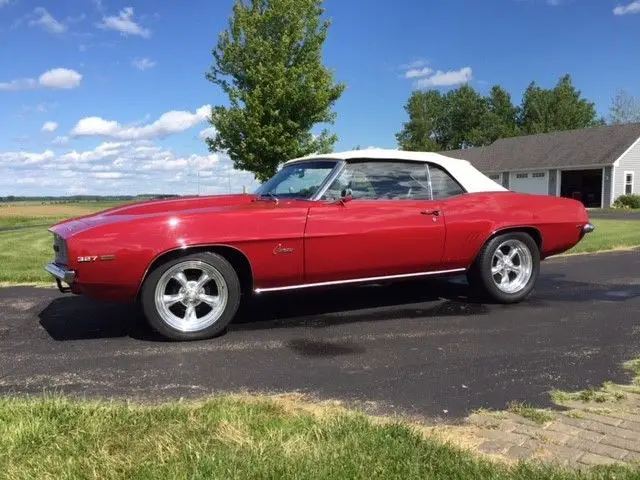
left=53, top=234, right=68, bottom=265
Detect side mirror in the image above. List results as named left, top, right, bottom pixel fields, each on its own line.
left=339, top=194, right=353, bottom=205
left=337, top=188, right=353, bottom=205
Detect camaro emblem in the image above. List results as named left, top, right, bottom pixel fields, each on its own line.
left=273, top=244, right=294, bottom=255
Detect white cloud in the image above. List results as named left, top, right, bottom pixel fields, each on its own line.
left=198, top=126, right=217, bottom=141
left=0, top=78, right=38, bottom=91
left=0, top=0, right=12, bottom=7
left=614, top=0, right=640, bottom=14
left=92, top=171, right=125, bottom=179
left=99, top=7, right=151, bottom=38
left=39, top=68, right=83, bottom=89
left=42, top=121, right=59, bottom=132
left=71, top=105, right=212, bottom=140
left=0, top=150, right=55, bottom=165
left=415, top=67, right=473, bottom=88
left=0, top=140, right=258, bottom=196
left=29, top=7, right=67, bottom=34
left=404, top=67, right=433, bottom=79
left=52, top=136, right=69, bottom=145
left=132, top=57, right=156, bottom=71
left=2, top=68, right=83, bottom=91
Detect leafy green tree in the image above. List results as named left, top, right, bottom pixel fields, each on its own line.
left=519, top=75, right=600, bottom=134
left=609, top=90, right=640, bottom=125
left=206, top=0, right=345, bottom=181
left=481, top=85, right=520, bottom=142
left=440, top=84, right=489, bottom=149
left=397, top=85, right=493, bottom=151
left=396, top=90, right=445, bottom=151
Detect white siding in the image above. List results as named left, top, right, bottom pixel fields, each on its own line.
left=614, top=136, right=640, bottom=199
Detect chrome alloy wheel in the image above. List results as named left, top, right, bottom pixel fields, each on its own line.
left=154, top=260, right=228, bottom=333
left=491, top=239, right=533, bottom=294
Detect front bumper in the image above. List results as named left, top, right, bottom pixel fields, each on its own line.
left=45, top=263, right=75, bottom=293
left=582, top=223, right=596, bottom=234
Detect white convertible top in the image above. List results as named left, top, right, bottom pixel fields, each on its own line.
left=287, top=148, right=507, bottom=194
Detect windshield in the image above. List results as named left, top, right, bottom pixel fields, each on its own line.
left=254, top=160, right=338, bottom=200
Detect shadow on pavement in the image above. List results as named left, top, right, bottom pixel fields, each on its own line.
left=37, top=273, right=640, bottom=342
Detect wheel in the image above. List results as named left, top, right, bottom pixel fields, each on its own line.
left=467, top=232, right=540, bottom=304
left=141, top=252, right=241, bottom=341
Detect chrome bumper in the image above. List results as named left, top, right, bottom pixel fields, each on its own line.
left=45, top=263, right=75, bottom=293
left=582, top=223, right=596, bottom=234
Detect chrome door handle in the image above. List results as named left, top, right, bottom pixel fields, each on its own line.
left=420, top=209, right=440, bottom=216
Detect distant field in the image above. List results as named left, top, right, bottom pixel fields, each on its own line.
left=0, top=201, right=125, bottom=218
left=0, top=201, right=127, bottom=229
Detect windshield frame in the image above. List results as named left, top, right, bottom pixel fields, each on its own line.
left=254, top=159, right=345, bottom=201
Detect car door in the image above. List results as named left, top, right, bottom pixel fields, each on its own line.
left=303, top=160, right=447, bottom=284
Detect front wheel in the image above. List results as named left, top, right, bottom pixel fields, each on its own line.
left=141, top=252, right=241, bottom=341
left=467, top=232, right=540, bottom=304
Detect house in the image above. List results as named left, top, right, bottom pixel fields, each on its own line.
left=442, top=123, right=640, bottom=208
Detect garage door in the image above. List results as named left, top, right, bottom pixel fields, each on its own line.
left=509, top=171, right=548, bottom=195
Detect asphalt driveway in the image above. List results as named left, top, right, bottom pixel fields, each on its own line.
left=1, top=250, right=639, bottom=421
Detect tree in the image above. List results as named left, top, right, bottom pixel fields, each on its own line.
left=397, top=84, right=496, bottom=151
left=482, top=85, right=520, bottom=143
left=609, top=90, right=640, bottom=125
left=519, top=75, right=600, bottom=134
left=206, top=0, right=345, bottom=181
left=396, top=90, right=445, bottom=151
left=440, top=84, right=489, bottom=149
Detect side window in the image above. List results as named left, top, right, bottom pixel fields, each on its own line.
left=324, top=161, right=431, bottom=200
left=625, top=172, right=634, bottom=195
left=428, top=164, right=465, bottom=199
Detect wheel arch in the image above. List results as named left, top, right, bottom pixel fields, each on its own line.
left=137, top=244, right=254, bottom=301
left=470, top=226, right=543, bottom=267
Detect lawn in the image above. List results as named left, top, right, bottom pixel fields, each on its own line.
left=567, top=219, right=640, bottom=254
left=0, top=394, right=635, bottom=480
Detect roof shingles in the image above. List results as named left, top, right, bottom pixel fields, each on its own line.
left=441, top=123, right=640, bottom=172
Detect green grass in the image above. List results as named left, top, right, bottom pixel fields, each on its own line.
left=507, top=401, right=555, bottom=424
left=567, top=219, right=640, bottom=254
left=0, top=215, right=68, bottom=229
left=0, top=227, right=58, bottom=283
left=0, top=395, right=636, bottom=480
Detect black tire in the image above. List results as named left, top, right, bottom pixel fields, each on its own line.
left=141, top=252, right=241, bottom=341
left=467, top=232, right=540, bottom=304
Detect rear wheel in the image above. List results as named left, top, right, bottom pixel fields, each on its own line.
left=467, top=232, right=540, bottom=303
left=141, top=252, right=241, bottom=341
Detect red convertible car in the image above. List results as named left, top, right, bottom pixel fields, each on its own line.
left=46, top=149, right=594, bottom=340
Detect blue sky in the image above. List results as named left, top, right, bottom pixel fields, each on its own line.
left=1, top=0, right=639, bottom=196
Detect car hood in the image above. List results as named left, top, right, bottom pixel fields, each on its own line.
left=49, top=193, right=286, bottom=237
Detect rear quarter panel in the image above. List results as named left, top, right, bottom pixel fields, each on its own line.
left=440, top=192, right=589, bottom=269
